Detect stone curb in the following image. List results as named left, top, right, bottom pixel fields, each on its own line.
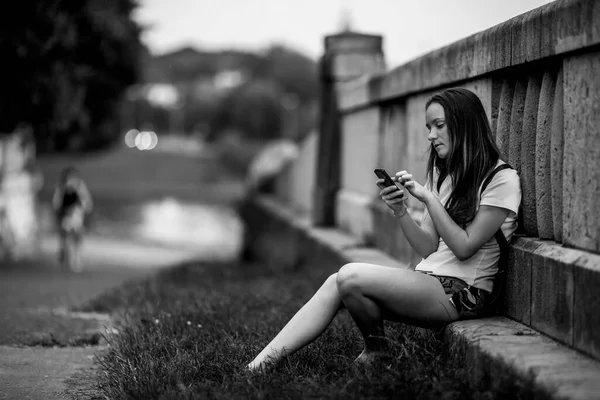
left=243, top=195, right=600, bottom=400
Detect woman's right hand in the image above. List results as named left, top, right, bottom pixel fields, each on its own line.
left=376, top=179, right=407, bottom=215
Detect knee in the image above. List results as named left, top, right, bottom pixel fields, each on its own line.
left=318, top=272, right=338, bottom=295
left=336, top=263, right=365, bottom=297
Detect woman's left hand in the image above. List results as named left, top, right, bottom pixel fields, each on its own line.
left=395, top=171, right=429, bottom=203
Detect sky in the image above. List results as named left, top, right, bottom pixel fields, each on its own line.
left=134, top=0, right=555, bottom=67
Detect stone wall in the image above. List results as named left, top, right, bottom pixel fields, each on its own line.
left=0, top=127, right=41, bottom=262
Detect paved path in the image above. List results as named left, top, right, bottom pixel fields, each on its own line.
left=0, top=139, right=247, bottom=399
left=0, top=234, right=202, bottom=400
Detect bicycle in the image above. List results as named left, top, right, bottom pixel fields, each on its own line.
left=59, top=206, right=85, bottom=272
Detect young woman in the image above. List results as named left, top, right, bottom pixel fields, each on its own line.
left=247, top=88, right=522, bottom=371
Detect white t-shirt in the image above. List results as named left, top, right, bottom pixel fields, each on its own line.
left=414, top=161, right=522, bottom=292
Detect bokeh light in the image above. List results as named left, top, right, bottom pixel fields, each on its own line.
left=137, top=131, right=152, bottom=150
left=125, top=129, right=139, bottom=148
left=148, top=131, right=159, bottom=150
left=134, top=131, right=159, bottom=151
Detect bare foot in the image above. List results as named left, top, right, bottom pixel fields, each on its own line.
left=354, top=348, right=390, bottom=365
left=247, top=354, right=280, bottom=374
left=246, top=361, right=267, bottom=374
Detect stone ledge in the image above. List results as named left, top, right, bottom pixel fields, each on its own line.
left=339, top=0, right=600, bottom=112
left=450, top=318, right=600, bottom=400
left=242, top=194, right=600, bottom=400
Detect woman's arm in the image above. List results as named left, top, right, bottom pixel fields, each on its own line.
left=78, top=182, right=94, bottom=212
left=378, top=183, right=439, bottom=259
left=394, top=207, right=440, bottom=259
left=423, top=193, right=508, bottom=260
left=52, top=187, right=62, bottom=211
left=396, top=171, right=508, bottom=261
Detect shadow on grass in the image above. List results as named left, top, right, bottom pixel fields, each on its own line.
left=79, top=261, right=552, bottom=400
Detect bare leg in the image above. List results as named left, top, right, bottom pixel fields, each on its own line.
left=58, top=230, right=67, bottom=265
left=247, top=273, right=343, bottom=371
left=336, top=263, right=459, bottom=363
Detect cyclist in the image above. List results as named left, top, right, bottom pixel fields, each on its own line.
left=52, top=167, right=93, bottom=271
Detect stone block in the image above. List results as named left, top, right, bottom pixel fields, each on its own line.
left=472, top=28, right=492, bottom=77
left=325, top=33, right=383, bottom=54
left=521, top=75, right=542, bottom=237
left=539, top=0, right=558, bottom=57
left=531, top=242, right=575, bottom=346
left=524, top=7, right=544, bottom=63
left=490, top=16, right=513, bottom=72
left=338, top=78, right=372, bottom=111
left=378, top=103, right=406, bottom=176
left=331, top=53, right=385, bottom=82
left=289, top=131, right=317, bottom=214
left=510, top=13, right=529, bottom=66
left=563, top=51, right=600, bottom=253
left=458, top=78, right=493, bottom=119
left=490, top=79, right=504, bottom=138
left=371, top=201, right=396, bottom=257
left=495, top=79, right=515, bottom=158
left=555, top=0, right=600, bottom=54
left=550, top=67, right=564, bottom=243
left=573, top=258, right=600, bottom=360
left=508, top=79, right=527, bottom=170
left=340, top=108, right=381, bottom=196
left=535, top=71, right=556, bottom=240
left=335, top=189, right=373, bottom=243
left=504, top=238, right=537, bottom=325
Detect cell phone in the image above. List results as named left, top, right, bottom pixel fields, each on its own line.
left=374, top=168, right=398, bottom=188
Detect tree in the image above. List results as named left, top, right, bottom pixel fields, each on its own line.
left=210, top=79, right=284, bottom=141
left=255, top=45, right=319, bottom=105
left=0, top=0, right=143, bottom=152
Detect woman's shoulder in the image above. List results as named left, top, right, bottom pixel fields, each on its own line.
left=481, top=161, right=521, bottom=199
left=492, top=161, right=520, bottom=185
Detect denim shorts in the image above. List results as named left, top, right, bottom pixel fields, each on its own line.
left=418, top=271, right=492, bottom=320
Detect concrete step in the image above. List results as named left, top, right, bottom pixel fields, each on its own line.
left=243, top=195, right=600, bottom=400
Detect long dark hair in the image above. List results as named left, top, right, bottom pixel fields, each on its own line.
left=425, top=88, right=502, bottom=227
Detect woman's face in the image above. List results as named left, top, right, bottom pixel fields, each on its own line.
left=425, top=102, right=451, bottom=159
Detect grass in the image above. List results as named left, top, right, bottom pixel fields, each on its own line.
left=81, top=261, right=551, bottom=400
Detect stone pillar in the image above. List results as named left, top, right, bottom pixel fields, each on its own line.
left=312, top=32, right=385, bottom=226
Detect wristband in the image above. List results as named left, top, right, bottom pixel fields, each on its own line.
left=393, top=207, right=408, bottom=218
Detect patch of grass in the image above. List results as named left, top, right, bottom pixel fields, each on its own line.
left=85, top=261, right=552, bottom=400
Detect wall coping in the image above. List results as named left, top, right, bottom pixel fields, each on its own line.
left=339, top=0, right=600, bottom=112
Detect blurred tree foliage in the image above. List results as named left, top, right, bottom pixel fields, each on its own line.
left=0, top=0, right=142, bottom=152
left=138, top=44, right=319, bottom=141
left=210, top=79, right=284, bottom=141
